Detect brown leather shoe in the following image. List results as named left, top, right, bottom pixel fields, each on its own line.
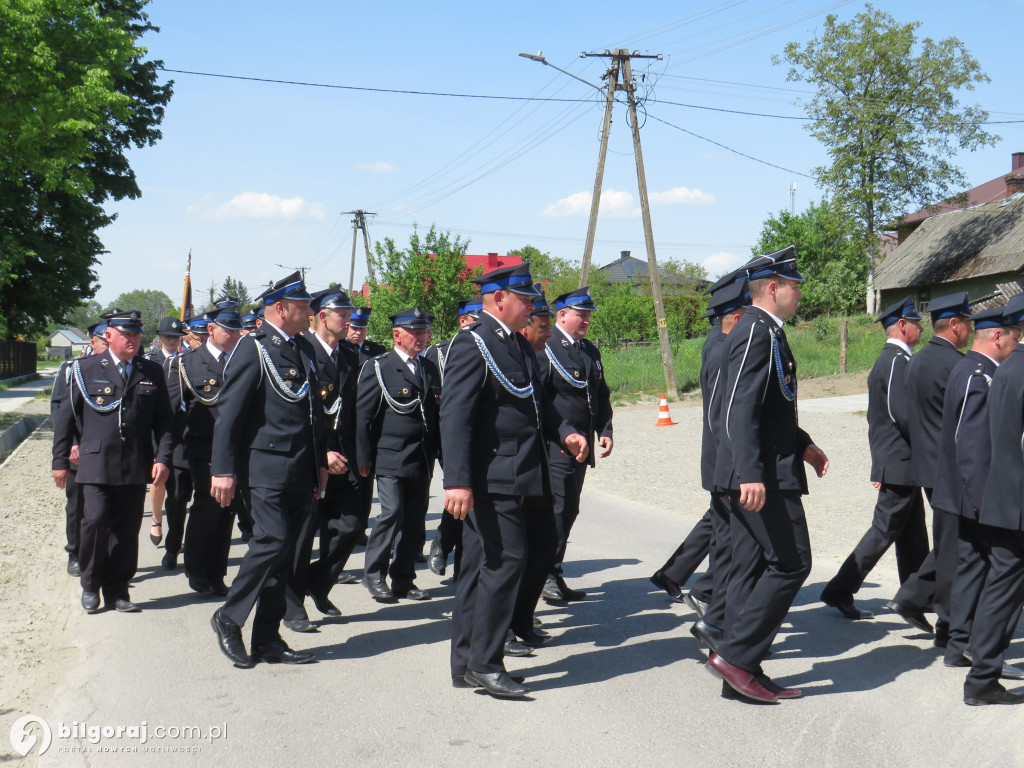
left=707, top=653, right=778, bottom=703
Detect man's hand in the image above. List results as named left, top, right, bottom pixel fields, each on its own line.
left=445, top=487, right=474, bottom=520
left=359, top=466, right=371, bottom=478
left=69, top=445, right=80, bottom=464
left=211, top=475, right=236, bottom=509
left=151, top=462, right=169, bottom=487
left=597, top=435, right=613, bottom=458
left=871, top=481, right=881, bottom=490
left=739, top=482, right=766, bottom=512
left=804, top=444, right=829, bottom=478
left=327, top=451, right=348, bottom=475
left=52, top=469, right=69, bottom=490
left=564, top=433, right=590, bottom=464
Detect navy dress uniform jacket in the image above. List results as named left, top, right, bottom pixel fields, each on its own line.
left=867, top=342, right=915, bottom=485
left=906, top=336, right=964, bottom=490
left=307, top=331, right=358, bottom=461
left=980, top=344, right=1024, bottom=532
left=441, top=312, right=574, bottom=496
left=354, top=350, right=440, bottom=477
left=52, top=351, right=173, bottom=483
left=166, top=345, right=225, bottom=465
left=700, top=328, right=726, bottom=491
left=210, top=330, right=327, bottom=490
left=539, top=331, right=612, bottom=468
left=713, top=307, right=812, bottom=493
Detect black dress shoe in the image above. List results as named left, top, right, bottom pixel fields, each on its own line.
left=364, top=578, right=398, bottom=603
left=953, top=653, right=1024, bottom=679
left=210, top=610, right=253, bottom=668
left=428, top=539, right=447, bottom=576
left=690, top=619, right=724, bottom=652
left=965, top=686, right=1024, bottom=706
left=308, top=590, right=342, bottom=616
left=503, top=639, right=534, bottom=657
left=67, top=555, right=80, bottom=576
left=208, top=580, right=229, bottom=597
left=541, top=578, right=564, bottom=601
left=336, top=572, right=359, bottom=585
left=393, top=585, right=430, bottom=601
left=464, top=670, right=531, bottom=698
left=251, top=640, right=315, bottom=665
left=283, top=618, right=318, bottom=633
left=82, top=591, right=101, bottom=613
left=515, top=628, right=548, bottom=647
left=684, top=592, right=709, bottom=618
left=650, top=570, right=684, bottom=601
left=555, top=576, right=586, bottom=601
left=161, top=551, right=178, bottom=571
left=885, top=600, right=933, bottom=633
left=114, top=598, right=141, bottom=613
left=821, top=590, right=873, bottom=620
left=188, top=575, right=214, bottom=595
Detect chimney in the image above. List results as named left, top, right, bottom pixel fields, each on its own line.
left=1013, top=152, right=1024, bottom=172
left=486, top=252, right=498, bottom=270
left=620, top=250, right=631, bottom=260
left=1006, top=174, right=1024, bottom=195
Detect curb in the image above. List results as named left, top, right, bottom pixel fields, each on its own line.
left=0, top=415, right=47, bottom=463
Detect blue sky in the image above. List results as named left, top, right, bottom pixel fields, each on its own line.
left=94, top=0, right=1023, bottom=307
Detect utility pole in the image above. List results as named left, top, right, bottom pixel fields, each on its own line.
left=579, top=57, right=620, bottom=287
left=343, top=210, right=376, bottom=294
left=275, top=263, right=309, bottom=282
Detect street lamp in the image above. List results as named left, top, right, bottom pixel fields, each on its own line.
left=518, top=51, right=603, bottom=93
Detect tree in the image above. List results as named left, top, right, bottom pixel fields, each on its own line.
left=508, top=245, right=580, bottom=300
left=105, top=289, right=174, bottom=344
left=220, top=277, right=251, bottom=309
left=777, top=4, right=996, bottom=313
left=61, top=299, right=105, bottom=332
left=366, top=225, right=479, bottom=343
left=754, top=200, right=867, bottom=318
left=0, top=0, right=173, bottom=337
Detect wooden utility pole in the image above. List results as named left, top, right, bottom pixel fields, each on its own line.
left=343, top=210, right=376, bottom=293
left=579, top=57, right=621, bottom=288
left=579, top=48, right=675, bottom=395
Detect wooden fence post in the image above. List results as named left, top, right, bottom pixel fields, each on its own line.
left=840, top=319, right=849, bottom=374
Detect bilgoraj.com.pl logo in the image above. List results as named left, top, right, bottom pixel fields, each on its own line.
left=10, top=715, right=52, bottom=756
left=9, top=714, right=227, bottom=756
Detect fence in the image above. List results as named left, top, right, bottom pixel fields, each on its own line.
left=0, top=340, right=38, bottom=379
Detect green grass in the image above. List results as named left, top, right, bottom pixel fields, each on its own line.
left=601, top=314, right=888, bottom=397
left=0, top=373, right=40, bottom=391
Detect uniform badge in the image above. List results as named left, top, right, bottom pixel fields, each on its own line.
left=573, top=370, right=580, bottom=377
left=495, top=328, right=505, bottom=339
left=289, top=369, right=297, bottom=377
left=401, top=387, right=409, bottom=395
left=104, top=386, right=112, bottom=394
left=284, top=381, right=293, bottom=390
left=561, top=340, right=570, bottom=348
left=321, top=388, right=328, bottom=398
left=208, top=379, right=216, bottom=386
left=204, top=385, right=211, bottom=392
left=272, top=335, right=282, bottom=346
left=96, top=397, right=104, bottom=405
left=328, top=383, right=334, bottom=392
left=100, top=358, right=109, bottom=367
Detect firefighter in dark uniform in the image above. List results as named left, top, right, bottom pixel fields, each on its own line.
left=821, top=296, right=929, bottom=620
left=356, top=307, right=441, bottom=602
left=538, top=287, right=614, bottom=602
left=886, top=292, right=973, bottom=642
left=709, top=247, right=829, bottom=703
left=51, top=309, right=173, bottom=613
left=422, top=298, right=482, bottom=580
left=967, top=304, right=1024, bottom=705
left=282, top=286, right=359, bottom=631
left=931, top=306, right=1024, bottom=679
left=441, top=264, right=588, bottom=698
left=167, top=301, right=244, bottom=597
left=208, top=272, right=327, bottom=668
left=145, top=315, right=190, bottom=566
left=50, top=321, right=108, bottom=576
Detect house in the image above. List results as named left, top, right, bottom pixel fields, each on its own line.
left=47, top=329, right=89, bottom=358
left=874, top=186, right=1024, bottom=314
left=463, top=252, right=523, bottom=274
left=597, top=251, right=707, bottom=292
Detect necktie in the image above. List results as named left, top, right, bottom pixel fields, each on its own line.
left=118, top=362, right=129, bottom=382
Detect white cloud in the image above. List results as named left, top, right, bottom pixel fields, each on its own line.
left=193, top=192, right=327, bottom=221
left=702, top=251, right=747, bottom=279
left=541, top=189, right=639, bottom=219
left=649, top=186, right=716, bottom=206
left=356, top=161, right=398, bottom=174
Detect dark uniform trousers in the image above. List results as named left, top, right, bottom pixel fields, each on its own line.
left=365, top=474, right=430, bottom=585
left=221, top=488, right=312, bottom=645
left=307, top=472, right=365, bottom=594
left=828, top=484, right=928, bottom=595
left=893, top=495, right=958, bottom=636
left=451, top=494, right=529, bottom=675
left=64, top=466, right=83, bottom=557
left=660, top=508, right=713, bottom=602
left=163, top=464, right=193, bottom=556
left=548, top=451, right=588, bottom=576
left=184, top=459, right=238, bottom=584
left=704, top=494, right=734, bottom=631
left=79, top=484, right=148, bottom=599
left=511, top=494, right=558, bottom=637
left=719, top=490, right=811, bottom=672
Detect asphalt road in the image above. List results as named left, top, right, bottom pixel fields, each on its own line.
left=7, top=398, right=1024, bottom=767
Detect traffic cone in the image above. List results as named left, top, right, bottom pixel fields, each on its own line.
left=655, top=393, right=675, bottom=426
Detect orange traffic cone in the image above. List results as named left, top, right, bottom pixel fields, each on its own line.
left=655, top=393, right=675, bottom=426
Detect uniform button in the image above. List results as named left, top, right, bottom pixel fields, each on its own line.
left=269, top=442, right=275, bottom=449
